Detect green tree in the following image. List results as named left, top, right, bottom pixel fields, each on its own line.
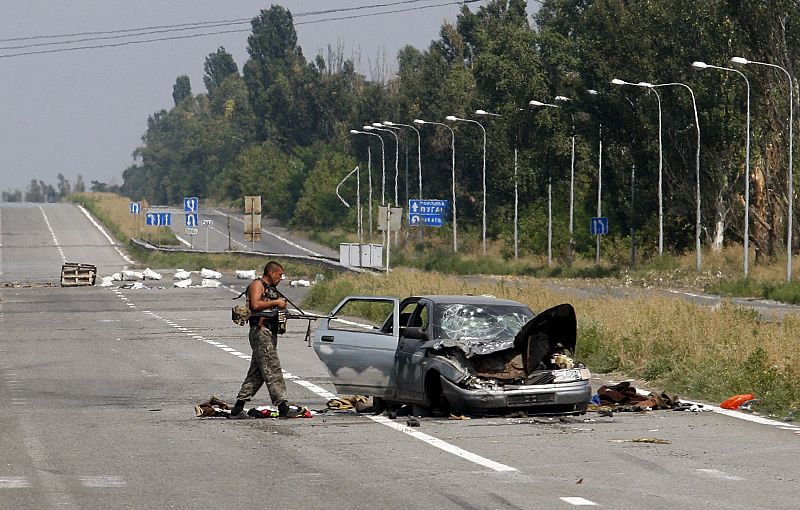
left=172, top=75, right=192, bottom=106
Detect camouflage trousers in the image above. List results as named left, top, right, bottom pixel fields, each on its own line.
left=236, top=325, right=287, bottom=405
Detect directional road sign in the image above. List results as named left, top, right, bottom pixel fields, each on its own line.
left=184, top=196, right=199, bottom=213
left=129, top=202, right=141, bottom=214
left=591, top=217, right=609, bottom=235
left=145, top=212, right=171, bottom=227
left=408, top=199, right=448, bottom=228
left=185, top=213, right=198, bottom=227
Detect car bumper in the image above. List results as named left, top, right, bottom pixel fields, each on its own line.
left=440, top=377, right=592, bottom=415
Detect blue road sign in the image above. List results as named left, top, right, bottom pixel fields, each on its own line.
left=145, top=212, right=172, bottom=227
left=591, top=217, right=609, bottom=235
left=409, top=199, right=448, bottom=228
left=185, top=213, right=198, bottom=227
left=184, top=196, right=199, bottom=213
left=130, top=202, right=141, bottom=214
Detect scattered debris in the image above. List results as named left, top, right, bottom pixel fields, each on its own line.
left=406, top=417, right=421, bottom=427
left=326, top=395, right=373, bottom=413
left=194, top=396, right=230, bottom=417
left=720, top=394, right=756, bottom=410
left=201, top=279, right=221, bottom=288
left=174, top=279, right=192, bottom=288
left=98, top=276, right=115, bottom=287
left=290, top=279, right=311, bottom=287
left=449, top=414, right=471, bottom=420
left=174, top=269, right=192, bottom=280
left=142, top=268, right=162, bottom=280
left=60, top=262, right=97, bottom=286
left=235, top=269, right=256, bottom=279
left=200, top=268, right=222, bottom=279
left=122, top=270, right=144, bottom=281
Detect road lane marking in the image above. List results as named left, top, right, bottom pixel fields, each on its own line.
left=0, top=476, right=30, bottom=488
left=110, top=288, right=518, bottom=474
left=39, top=206, right=66, bottom=262
left=212, top=209, right=323, bottom=256
left=559, top=497, right=598, bottom=506
left=76, top=205, right=134, bottom=264
left=174, top=234, right=192, bottom=247
left=79, top=475, right=126, bottom=488
left=0, top=207, right=3, bottom=277
left=695, top=468, right=744, bottom=481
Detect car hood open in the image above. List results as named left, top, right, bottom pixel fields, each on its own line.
left=427, top=303, right=576, bottom=361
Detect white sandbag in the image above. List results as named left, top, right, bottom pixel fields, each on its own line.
left=174, top=269, right=192, bottom=280
left=200, top=268, right=222, bottom=279
left=290, top=279, right=311, bottom=287
left=201, top=279, right=221, bottom=288
left=142, top=268, right=162, bottom=280
left=98, top=276, right=114, bottom=287
left=173, top=279, right=192, bottom=288
left=130, top=282, right=147, bottom=290
left=235, top=269, right=256, bottom=279
left=110, top=272, right=122, bottom=281
left=122, top=270, right=144, bottom=281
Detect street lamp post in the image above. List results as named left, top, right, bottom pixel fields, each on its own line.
left=447, top=114, right=488, bottom=255
left=415, top=118, right=458, bottom=252
left=692, top=61, right=752, bottom=278
left=360, top=126, right=386, bottom=206
left=384, top=121, right=423, bottom=199
left=612, top=78, right=664, bottom=256
left=350, top=129, right=381, bottom=239
left=732, top=56, right=793, bottom=281
left=640, top=81, right=702, bottom=272
left=529, top=99, right=562, bottom=265
left=371, top=123, right=400, bottom=207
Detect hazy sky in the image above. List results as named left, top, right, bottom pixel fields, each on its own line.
left=0, top=1, right=538, bottom=195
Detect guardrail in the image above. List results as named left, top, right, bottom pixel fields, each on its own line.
left=129, top=238, right=367, bottom=274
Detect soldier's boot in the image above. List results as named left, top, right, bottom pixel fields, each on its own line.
left=277, top=400, right=289, bottom=418
left=227, top=399, right=248, bottom=419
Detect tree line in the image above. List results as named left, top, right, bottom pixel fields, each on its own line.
left=119, top=0, right=800, bottom=263
left=1, top=174, right=97, bottom=203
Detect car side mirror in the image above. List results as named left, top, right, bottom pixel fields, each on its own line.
left=404, top=327, right=428, bottom=340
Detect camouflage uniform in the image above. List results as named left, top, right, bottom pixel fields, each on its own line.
left=235, top=283, right=287, bottom=404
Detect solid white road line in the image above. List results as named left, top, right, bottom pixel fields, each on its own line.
left=212, top=208, right=322, bottom=256
left=79, top=475, right=126, bottom=488
left=174, top=234, right=192, bottom=247
left=39, top=206, right=66, bottom=262
left=110, top=288, right=519, bottom=474
left=0, top=476, right=30, bottom=488
left=695, top=468, right=744, bottom=481
left=0, top=206, right=4, bottom=277
left=559, top=497, right=598, bottom=506
left=76, top=204, right=134, bottom=264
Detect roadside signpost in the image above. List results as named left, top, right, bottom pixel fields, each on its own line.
left=184, top=197, right=199, bottom=213
left=202, top=219, right=213, bottom=252
left=244, top=195, right=262, bottom=251
left=129, top=202, right=141, bottom=214
left=591, top=217, right=609, bottom=235
left=145, top=212, right=171, bottom=226
left=408, top=199, right=447, bottom=227
left=378, top=206, right=403, bottom=273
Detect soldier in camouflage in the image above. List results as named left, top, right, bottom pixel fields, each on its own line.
left=228, top=261, right=289, bottom=419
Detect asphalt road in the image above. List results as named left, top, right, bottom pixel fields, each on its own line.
left=154, top=205, right=338, bottom=259
left=1, top=202, right=799, bottom=509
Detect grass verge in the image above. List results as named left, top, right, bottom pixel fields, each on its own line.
left=304, top=268, right=800, bottom=419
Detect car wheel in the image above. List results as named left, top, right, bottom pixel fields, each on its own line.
left=425, top=372, right=451, bottom=417
left=372, top=396, right=386, bottom=415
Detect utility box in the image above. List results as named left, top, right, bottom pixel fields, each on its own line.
left=339, top=243, right=383, bottom=269
left=60, top=262, right=97, bottom=286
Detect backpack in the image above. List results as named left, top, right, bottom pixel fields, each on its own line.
left=231, top=279, right=263, bottom=326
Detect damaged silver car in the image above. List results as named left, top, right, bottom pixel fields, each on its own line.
left=313, top=295, right=591, bottom=416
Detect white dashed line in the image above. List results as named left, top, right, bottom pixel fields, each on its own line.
left=79, top=475, right=126, bottom=488
left=110, top=288, right=519, bottom=474
left=0, top=476, right=30, bottom=488
left=560, top=497, right=598, bottom=506
left=695, top=469, right=744, bottom=481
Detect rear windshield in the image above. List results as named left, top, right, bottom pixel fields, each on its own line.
left=433, top=303, right=534, bottom=341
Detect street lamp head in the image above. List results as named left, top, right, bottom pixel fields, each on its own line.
left=611, top=78, right=626, bottom=85
left=383, top=121, right=394, bottom=126
left=475, top=109, right=488, bottom=115
left=587, top=89, right=598, bottom=95
left=363, top=125, right=374, bottom=130
left=637, top=81, right=654, bottom=87
left=371, top=122, right=383, bottom=127
left=349, top=129, right=360, bottom=134
left=529, top=99, right=545, bottom=106
left=692, top=61, right=709, bottom=69
left=554, top=95, right=572, bottom=102
left=446, top=115, right=457, bottom=121
left=413, top=119, right=425, bottom=125
left=731, top=56, right=750, bottom=65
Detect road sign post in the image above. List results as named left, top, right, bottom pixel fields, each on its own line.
left=202, top=219, right=213, bottom=252
left=244, top=196, right=262, bottom=251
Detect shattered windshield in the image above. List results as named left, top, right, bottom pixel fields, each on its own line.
left=433, top=303, right=534, bottom=342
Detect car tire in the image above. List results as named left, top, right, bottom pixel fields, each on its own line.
left=372, top=397, right=386, bottom=415
left=424, top=372, right=451, bottom=417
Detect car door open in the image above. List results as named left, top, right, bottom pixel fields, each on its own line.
left=313, top=296, right=400, bottom=397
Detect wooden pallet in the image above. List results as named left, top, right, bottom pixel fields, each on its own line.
left=60, top=262, right=97, bottom=287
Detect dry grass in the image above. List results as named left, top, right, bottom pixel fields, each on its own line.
left=305, top=268, right=800, bottom=417
left=66, top=192, right=177, bottom=245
